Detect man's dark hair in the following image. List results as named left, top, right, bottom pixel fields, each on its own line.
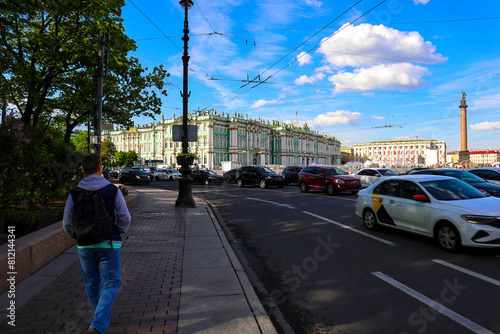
left=82, top=153, right=102, bottom=175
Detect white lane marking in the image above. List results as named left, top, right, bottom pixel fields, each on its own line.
left=214, top=192, right=239, bottom=197
left=302, top=211, right=397, bottom=247
left=372, top=271, right=494, bottom=334
left=432, top=259, right=500, bottom=287
left=246, top=197, right=295, bottom=209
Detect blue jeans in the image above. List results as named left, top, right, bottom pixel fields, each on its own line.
left=78, top=248, right=121, bottom=334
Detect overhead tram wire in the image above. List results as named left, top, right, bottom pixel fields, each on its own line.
left=222, top=16, right=500, bottom=34
left=128, top=0, right=211, bottom=78
left=211, top=0, right=389, bottom=109
left=205, top=0, right=366, bottom=109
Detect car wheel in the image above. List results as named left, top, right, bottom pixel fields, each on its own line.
left=436, top=222, right=461, bottom=252
left=299, top=181, right=309, bottom=193
left=260, top=179, right=268, bottom=189
left=326, top=183, right=337, bottom=196
left=155, top=176, right=159, bottom=181
left=204, top=179, right=210, bottom=185
left=169, top=176, right=174, bottom=181
left=237, top=179, right=244, bottom=188
left=363, top=209, right=378, bottom=231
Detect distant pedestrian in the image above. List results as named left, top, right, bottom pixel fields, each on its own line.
left=63, top=153, right=131, bottom=334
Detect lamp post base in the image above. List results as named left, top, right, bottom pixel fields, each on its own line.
left=175, top=164, right=196, bottom=208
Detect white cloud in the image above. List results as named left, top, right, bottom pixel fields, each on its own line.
left=251, top=99, right=284, bottom=108
left=309, top=110, right=363, bottom=127
left=470, top=122, right=500, bottom=131
left=414, top=0, right=431, bottom=4
left=303, top=0, right=323, bottom=8
left=294, top=72, right=325, bottom=85
left=372, top=116, right=384, bottom=120
left=318, top=23, right=447, bottom=68
left=329, top=63, right=430, bottom=91
left=297, top=51, right=313, bottom=66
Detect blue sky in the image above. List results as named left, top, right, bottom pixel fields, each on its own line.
left=121, top=0, right=500, bottom=151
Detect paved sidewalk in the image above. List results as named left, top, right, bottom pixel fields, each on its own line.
left=0, top=187, right=277, bottom=334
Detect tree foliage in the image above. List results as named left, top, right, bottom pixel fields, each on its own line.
left=115, top=150, right=137, bottom=167
left=101, top=139, right=117, bottom=166
left=71, top=130, right=91, bottom=153
left=0, top=0, right=170, bottom=144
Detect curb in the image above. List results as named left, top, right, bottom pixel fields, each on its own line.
left=0, top=185, right=138, bottom=294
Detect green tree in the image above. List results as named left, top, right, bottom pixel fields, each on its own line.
left=101, top=140, right=117, bottom=167
left=115, top=151, right=127, bottom=167
left=125, top=150, right=138, bottom=167
left=71, top=130, right=91, bottom=153
left=0, top=1, right=170, bottom=144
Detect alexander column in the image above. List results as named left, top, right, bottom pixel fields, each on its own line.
left=458, top=91, right=470, bottom=164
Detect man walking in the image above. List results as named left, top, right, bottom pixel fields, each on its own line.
left=63, top=153, right=131, bottom=334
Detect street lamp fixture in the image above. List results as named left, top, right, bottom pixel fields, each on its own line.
left=175, top=0, right=196, bottom=207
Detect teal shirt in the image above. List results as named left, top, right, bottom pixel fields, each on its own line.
left=77, top=242, right=123, bottom=249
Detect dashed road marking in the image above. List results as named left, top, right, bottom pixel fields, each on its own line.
left=432, top=259, right=500, bottom=287
left=372, top=271, right=494, bottom=334
left=302, top=211, right=397, bottom=247
left=245, top=197, right=295, bottom=209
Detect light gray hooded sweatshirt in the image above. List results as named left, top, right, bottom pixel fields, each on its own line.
left=62, top=175, right=131, bottom=245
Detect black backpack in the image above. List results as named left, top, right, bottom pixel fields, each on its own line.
left=71, top=187, right=113, bottom=247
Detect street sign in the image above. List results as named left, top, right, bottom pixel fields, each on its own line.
left=173, top=125, right=198, bottom=142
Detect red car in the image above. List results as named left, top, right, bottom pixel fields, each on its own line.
left=298, top=166, right=361, bottom=195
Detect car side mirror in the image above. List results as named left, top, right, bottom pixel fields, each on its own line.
left=413, top=194, right=429, bottom=202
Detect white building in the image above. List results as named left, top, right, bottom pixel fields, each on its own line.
left=353, top=139, right=447, bottom=166
left=103, top=109, right=341, bottom=169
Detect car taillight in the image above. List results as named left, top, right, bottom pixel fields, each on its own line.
left=356, top=192, right=359, bottom=198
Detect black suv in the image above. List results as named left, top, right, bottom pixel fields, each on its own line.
left=119, top=168, right=150, bottom=185
left=236, top=166, right=284, bottom=189
left=281, top=166, right=304, bottom=185
left=223, top=169, right=238, bottom=183
left=191, top=169, right=222, bottom=185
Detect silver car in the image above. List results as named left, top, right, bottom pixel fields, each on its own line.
left=154, top=169, right=182, bottom=181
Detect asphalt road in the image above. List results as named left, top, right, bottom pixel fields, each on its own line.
left=142, top=178, right=500, bottom=334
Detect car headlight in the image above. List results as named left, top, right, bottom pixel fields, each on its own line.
left=136, top=176, right=141, bottom=179
left=334, top=179, right=345, bottom=184
left=461, top=215, right=499, bottom=225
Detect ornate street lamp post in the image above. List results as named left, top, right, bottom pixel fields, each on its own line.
left=175, top=0, right=196, bottom=207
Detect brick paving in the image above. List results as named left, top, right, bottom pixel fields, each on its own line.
left=0, top=188, right=186, bottom=334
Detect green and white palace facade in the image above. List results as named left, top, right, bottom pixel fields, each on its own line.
left=103, top=109, right=341, bottom=169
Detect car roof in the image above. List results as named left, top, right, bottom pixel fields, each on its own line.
left=380, top=175, right=454, bottom=182
left=469, top=167, right=500, bottom=171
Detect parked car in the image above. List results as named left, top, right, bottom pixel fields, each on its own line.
left=281, top=166, right=304, bottom=185
left=354, top=168, right=399, bottom=188
left=468, top=167, right=500, bottom=186
left=154, top=169, right=181, bottom=181
left=191, top=169, right=223, bottom=185
left=108, top=169, right=120, bottom=178
left=356, top=175, right=500, bottom=251
left=119, top=169, right=150, bottom=185
left=236, top=166, right=284, bottom=189
left=130, top=166, right=154, bottom=181
left=402, top=167, right=431, bottom=175
left=223, top=169, right=238, bottom=183
left=409, top=168, right=500, bottom=197
left=298, top=166, right=361, bottom=195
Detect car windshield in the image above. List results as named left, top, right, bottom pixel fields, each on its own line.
left=207, top=170, right=218, bottom=175
left=438, top=170, right=486, bottom=183
left=325, top=168, right=348, bottom=176
left=420, top=179, right=486, bottom=200
left=379, top=169, right=398, bottom=176
left=131, top=170, right=142, bottom=175
left=256, top=167, right=275, bottom=174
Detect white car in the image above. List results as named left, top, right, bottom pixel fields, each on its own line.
left=355, top=175, right=500, bottom=251
left=354, top=168, right=399, bottom=188
left=154, top=169, right=181, bottom=181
